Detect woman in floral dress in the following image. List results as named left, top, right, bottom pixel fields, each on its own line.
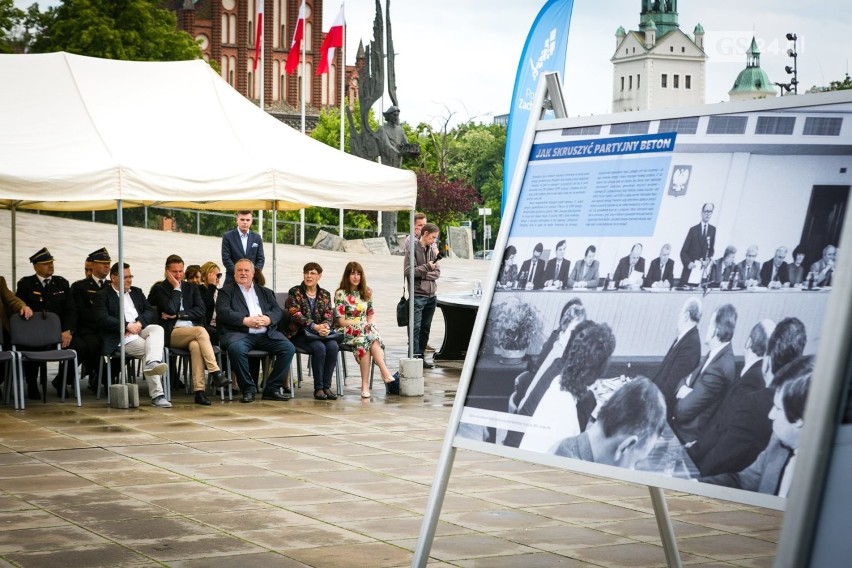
left=334, top=261, right=396, bottom=398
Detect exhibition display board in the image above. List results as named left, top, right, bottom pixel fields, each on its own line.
left=414, top=75, right=852, bottom=566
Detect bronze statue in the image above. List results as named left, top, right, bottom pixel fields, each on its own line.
left=346, top=0, right=418, bottom=246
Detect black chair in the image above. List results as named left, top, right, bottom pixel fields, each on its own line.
left=165, top=344, right=225, bottom=396
left=0, top=324, right=23, bottom=410
left=10, top=313, right=81, bottom=407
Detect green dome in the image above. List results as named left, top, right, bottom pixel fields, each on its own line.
left=694, top=23, right=704, bottom=34
left=616, top=25, right=626, bottom=36
left=646, top=20, right=656, bottom=30
left=730, top=68, right=776, bottom=94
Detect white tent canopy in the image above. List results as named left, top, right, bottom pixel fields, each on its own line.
left=0, top=52, right=416, bottom=212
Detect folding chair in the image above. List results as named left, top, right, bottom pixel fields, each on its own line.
left=338, top=344, right=376, bottom=392
left=0, top=324, right=23, bottom=410
left=10, top=313, right=81, bottom=407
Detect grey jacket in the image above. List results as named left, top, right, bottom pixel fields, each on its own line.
left=404, top=240, right=440, bottom=297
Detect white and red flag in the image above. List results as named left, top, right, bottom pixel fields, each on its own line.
left=252, top=1, right=264, bottom=72
left=285, top=2, right=306, bottom=75
left=317, top=4, right=344, bottom=75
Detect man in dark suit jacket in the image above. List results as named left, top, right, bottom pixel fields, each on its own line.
left=16, top=247, right=88, bottom=399
left=613, top=243, right=646, bottom=288
left=93, top=262, right=171, bottom=407
left=71, top=247, right=113, bottom=391
left=708, top=245, right=737, bottom=287
left=652, top=297, right=702, bottom=415
left=671, top=303, right=737, bottom=444
left=221, top=210, right=265, bottom=283
left=517, top=242, right=546, bottom=290
left=679, top=203, right=716, bottom=285
left=736, top=245, right=761, bottom=287
left=760, top=246, right=790, bottom=287
left=543, top=240, right=570, bottom=289
left=148, top=254, right=226, bottom=406
left=216, top=258, right=295, bottom=403
left=643, top=244, right=675, bottom=288
left=688, top=320, right=774, bottom=476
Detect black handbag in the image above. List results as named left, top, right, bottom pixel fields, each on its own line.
left=396, top=282, right=409, bottom=327
left=303, top=327, right=342, bottom=341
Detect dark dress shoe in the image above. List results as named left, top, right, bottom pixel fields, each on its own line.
left=51, top=376, right=70, bottom=398
left=194, top=391, right=212, bottom=406
left=209, top=371, right=228, bottom=388
left=262, top=389, right=291, bottom=401
left=240, top=391, right=256, bottom=403
left=323, top=388, right=338, bottom=400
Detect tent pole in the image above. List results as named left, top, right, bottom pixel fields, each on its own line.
left=300, top=24, right=306, bottom=247
left=11, top=204, right=17, bottom=288
left=339, top=19, right=346, bottom=238
left=272, top=202, right=277, bottom=291
left=408, top=209, right=415, bottom=358
left=117, top=201, right=126, bottom=384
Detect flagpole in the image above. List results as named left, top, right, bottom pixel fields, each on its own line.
left=259, top=0, right=264, bottom=111
left=299, top=1, right=306, bottom=247
left=338, top=3, right=346, bottom=238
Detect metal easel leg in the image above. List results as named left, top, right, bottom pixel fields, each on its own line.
left=649, top=486, right=682, bottom=568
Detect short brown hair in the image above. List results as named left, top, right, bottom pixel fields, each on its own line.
left=421, top=223, right=439, bottom=236
left=165, top=254, right=184, bottom=268
left=303, top=262, right=323, bottom=274
left=236, top=210, right=252, bottom=216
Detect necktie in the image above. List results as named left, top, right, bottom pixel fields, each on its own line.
left=98, top=279, right=105, bottom=289
left=688, top=354, right=708, bottom=387
left=555, top=261, right=561, bottom=276
left=701, top=224, right=707, bottom=242
left=43, top=278, right=50, bottom=288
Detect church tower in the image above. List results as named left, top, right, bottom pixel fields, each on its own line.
left=612, top=0, right=707, bottom=112
left=729, top=37, right=777, bottom=102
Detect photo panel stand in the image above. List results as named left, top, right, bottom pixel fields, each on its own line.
left=412, top=71, right=684, bottom=567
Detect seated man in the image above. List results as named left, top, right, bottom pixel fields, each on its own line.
left=700, top=364, right=812, bottom=498
left=643, top=244, right=674, bottom=288
left=736, top=245, right=761, bottom=288
left=93, top=262, right=171, bottom=408
left=216, top=258, right=295, bottom=403
left=708, top=245, right=737, bottom=288
left=551, top=377, right=666, bottom=469
left=760, top=246, right=790, bottom=288
left=809, top=244, right=836, bottom=286
left=71, top=247, right=113, bottom=392
left=148, top=254, right=228, bottom=406
left=671, top=303, right=737, bottom=444
left=613, top=243, right=645, bottom=289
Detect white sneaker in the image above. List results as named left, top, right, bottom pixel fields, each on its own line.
left=151, top=395, right=172, bottom=408
left=143, top=361, right=168, bottom=377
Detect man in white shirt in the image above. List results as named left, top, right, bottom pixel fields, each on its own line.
left=93, top=263, right=171, bottom=408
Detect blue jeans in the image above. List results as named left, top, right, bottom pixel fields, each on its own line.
left=226, top=334, right=295, bottom=393
left=291, top=333, right=340, bottom=390
left=411, top=295, right=437, bottom=357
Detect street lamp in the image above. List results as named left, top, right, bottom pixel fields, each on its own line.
left=785, top=32, right=798, bottom=95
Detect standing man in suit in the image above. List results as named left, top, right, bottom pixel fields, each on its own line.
left=517, top=243, right=546, bottom=290
left=16, top=247, right=84, bottom=400
left=643, top=244, right=675, bottom=288
left=760, top=246, right=790, bottom=287
left=688, top=320, right=775, bottom=476
left=71, top=247, right=113, bottom=392
left=671, top=303, right=737, bottom=444
left=544, top=240, right=570, bottom=289
left=216, top=258, right=295, bottom=403
left=652, top=297, right=702, bottom=415
left=809, top=244, right=837, bottom=286
left=679, top=203, right=716, bottom=286
left=221, top=210, right=265, bottom=283
left=737, top=245, right=761, bottom=288
left=148, top=254, right=227, bottom=406
left=613, top=243, right=646, bottom=288
left=93, top=262, right=171, bottom=408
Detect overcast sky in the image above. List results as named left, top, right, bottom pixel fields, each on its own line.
left=15, top=0, right=851, bottom=128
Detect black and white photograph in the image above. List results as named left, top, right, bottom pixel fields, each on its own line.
left=458, top=94, right=852, bottom=509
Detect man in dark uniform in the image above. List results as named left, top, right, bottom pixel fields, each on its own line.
left=71, top=247, right=112, bottom=392
left=16, top=247, right=83, bottom=399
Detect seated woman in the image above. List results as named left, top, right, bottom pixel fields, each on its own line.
left=185, top=265, right=202, bottom=285
left=496, top=245, right=518, bottom=289
left=285, top=262, right=340, bottom=400
left=334, top=261, right=396, bottom=398
left=519, top=321, right=616, bottom=453
left=198, top=261, right=221, bottom=344
left=788, top=244, right=807, bottom=287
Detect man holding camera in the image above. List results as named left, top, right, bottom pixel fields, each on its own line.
left=404, top=223, right=441, bottom=367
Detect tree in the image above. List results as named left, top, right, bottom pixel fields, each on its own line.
left=807, top=74, right=852, bottom=93
left=0, top=0, right=24, bottom=53
left=449, top=123, right=506, bottom=238
left=415, top=170, right=481, bottom=229
left=30, top=0, right=201, bottom=61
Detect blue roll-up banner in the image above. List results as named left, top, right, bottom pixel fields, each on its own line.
left=501, top=0, right=574, bottom=215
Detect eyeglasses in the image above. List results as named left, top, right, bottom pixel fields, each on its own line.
left=304, top=271, right=320, bottom=276
left=215, top=273, right=222, bottom=280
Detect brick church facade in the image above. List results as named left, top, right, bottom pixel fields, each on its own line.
left=172, top=0, right=357, bottom=128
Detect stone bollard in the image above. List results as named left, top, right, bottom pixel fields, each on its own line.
left=398, top=358, right=424, bottom=397
left=109, top=384, right=130, bottom=408
left=127, top=383, right=139, bottom=408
